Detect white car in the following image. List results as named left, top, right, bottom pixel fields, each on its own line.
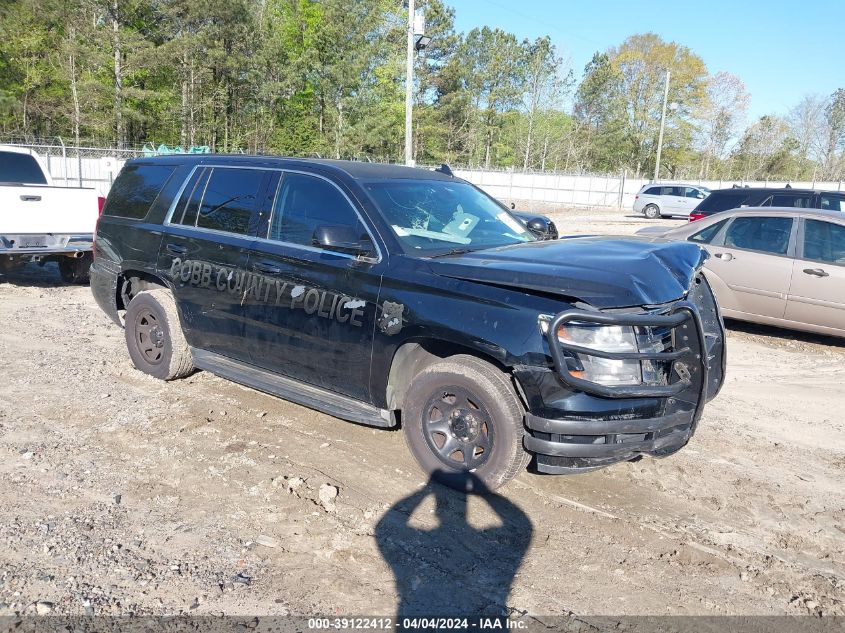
left=0, top=146, right=104, bottom=282
left=633, top=183, right=710, bottom=219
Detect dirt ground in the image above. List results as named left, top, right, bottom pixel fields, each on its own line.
left=0, top=207, right=843, bottom=622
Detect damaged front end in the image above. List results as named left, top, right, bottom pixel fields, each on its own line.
left=515, top=273, right=726, bottom=474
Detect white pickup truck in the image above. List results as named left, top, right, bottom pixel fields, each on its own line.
left=1, top=145, right=104, bottom=283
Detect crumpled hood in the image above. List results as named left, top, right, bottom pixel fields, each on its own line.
left=430, top=236, right=708, bottom=309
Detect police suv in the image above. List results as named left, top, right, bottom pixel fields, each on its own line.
left=91, top=156, right=725, bottom=491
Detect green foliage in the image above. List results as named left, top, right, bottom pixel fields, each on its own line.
left=0, top=4, right=840, bottom=179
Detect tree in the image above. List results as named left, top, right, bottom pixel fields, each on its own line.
left=573, top=52, right=627, bottom=171
left=819, top=88, right=845, bottom=179
left=609, top=33, right=708, bottom=176
left=698, top=71, right=749, bottom=178
left=457, top=27, right=525, bottom=167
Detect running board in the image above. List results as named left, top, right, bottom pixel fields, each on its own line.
left=191, top=348, right=395, bottom=429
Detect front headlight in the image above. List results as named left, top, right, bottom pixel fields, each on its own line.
left=539, top=317, right=670, bottom=387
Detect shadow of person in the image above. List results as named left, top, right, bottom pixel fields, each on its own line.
left=375, top=471, right=533, bottom=624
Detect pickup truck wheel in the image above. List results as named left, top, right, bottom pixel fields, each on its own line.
left=124, top=289, right=194, bottom=381
left=58, top=253, right=92, bottom=284
left=643, top=204, right=662, bottom=219
left=403, top=355, right=529, bottom=492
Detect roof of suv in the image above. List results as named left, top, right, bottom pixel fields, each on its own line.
left=706, top=187, right=820, bottom=194
left=127, top=154, right=457, bottom=182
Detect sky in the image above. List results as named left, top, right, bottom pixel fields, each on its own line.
left=445, top=0, right=845, bottom=121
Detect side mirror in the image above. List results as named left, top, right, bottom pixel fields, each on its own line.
left=525, top=217, right=552, bottom=238
left=314, top=225, right=374, bottom=257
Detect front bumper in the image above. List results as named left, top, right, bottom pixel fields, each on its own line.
left=519, top=275, right=725, bottom=474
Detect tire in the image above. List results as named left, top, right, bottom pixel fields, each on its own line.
left=124, top=288, right=194, bottom=381
left=58, top=253, right=92, bottom=284
left=402, top=355, right=530, bottom=492
left=643, top=204, right=662, bottom=220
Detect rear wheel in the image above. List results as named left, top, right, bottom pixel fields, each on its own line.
left=58, top=253, right=92, bottom=284
left=643, top=204, right=662, bottom=219
left=402, top=355, right=530, bottom=492
left=124, top=288, right=194, bottom=380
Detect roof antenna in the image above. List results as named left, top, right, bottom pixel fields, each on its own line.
left=434, top=163, right=454, bottom=177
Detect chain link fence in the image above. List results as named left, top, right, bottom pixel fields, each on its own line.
left=3, top=139, right=843, bottom=209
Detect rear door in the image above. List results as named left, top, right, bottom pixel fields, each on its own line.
left=156, top=165, right=272, bottom=361
left=704, top=215, right=796, bottom=317
left=241, top=170, right=385, bottom=401
left=662, top=186, right=686, bottom=215
left=784, top=217, right=845, bottom=333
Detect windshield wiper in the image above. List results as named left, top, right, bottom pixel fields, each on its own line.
left=429, top=247, right=478, bottom=258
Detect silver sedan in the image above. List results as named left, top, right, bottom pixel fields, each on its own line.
left=637, top=207, right=845, bottom=338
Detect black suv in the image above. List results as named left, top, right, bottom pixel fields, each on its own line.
left=91, top=156, right=725, bottom=490
left=690, top=187, right=845, bottom=221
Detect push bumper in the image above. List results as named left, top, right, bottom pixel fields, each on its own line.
left=521, top=276, right=725, bottom=474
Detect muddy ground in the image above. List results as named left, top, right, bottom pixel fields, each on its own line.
left=0, top=208, right=842, bottom=621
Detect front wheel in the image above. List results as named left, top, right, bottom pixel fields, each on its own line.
left=643, top=204, right=662, bottom=220
left=402, top=355, right=530, bottom=492
left=124, top=288, right=194, bottom=380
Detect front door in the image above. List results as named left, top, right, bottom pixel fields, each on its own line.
left=157, top=165, right=272, bottom=361
left=241, top=171, right=384, bottom=402
left=704, top=215, right=796, bottom=317
left=785, top=218, right=845, bottom=333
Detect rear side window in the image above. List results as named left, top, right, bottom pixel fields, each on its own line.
left=762, top=193, right=812, bottom=208
left=803, top=220, right=845, bottom=265
left=643, top=186, right=661, bottom=195
left=0, top=150, right=48, bottom=184
left=104, top=164, right=176, bottom=219
left=724, top=217, right=793, bottom=255
left=172, top=167, right=265, bottom=235
left=690, top=218, right=729, bottom=244
left=819, top=193, right=845, bottom=212
left=662, top=186, right=684, bottom=196
left=696, top=191, right=752, bottom=213
left=268, top=172, right=364, bottom=247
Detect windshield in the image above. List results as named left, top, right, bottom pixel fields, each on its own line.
left=363, top=179, right=534, bottom=254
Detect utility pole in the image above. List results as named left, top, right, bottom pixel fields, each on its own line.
left=653, top=70, right=670, bottom=182
left=404, top=0, right=415, bottom=166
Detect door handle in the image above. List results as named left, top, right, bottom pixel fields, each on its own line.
left=803, top=268, right=829, bottom=277
left=714, top=252, right=734, bottom=261
left=20, top=195, right=42, bottom=202
left=166, top=243, right=188, bottom=256
left=252, top=261, right=281, bottom=275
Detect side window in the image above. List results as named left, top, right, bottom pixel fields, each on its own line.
left=690, top=218, right=729, bottom=244
left=662, top=186, right=683, bottom=196
left=643, top=186, right=661, bottom=195
left=803, top=220, right=845, bottom=265
left=269, top=172, right=364, bottom=248
left=104, top=164, right=176, bottom=219
left=723, top=216, right=793, bottom=255
left=768, top=193, right=812, bottom=208
left=684, top=187, right=704, bottom=199
left=195, top=167, right=264, bottom=235
left=819, top=193, right=845, bottom=212
left=172, top=168, right=209, bottom=227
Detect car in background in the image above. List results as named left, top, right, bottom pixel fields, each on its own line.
left=637, top=207, right=845, bottom=338
left=633, top=183, right=710, bottom=219
left=688, top=187, right=845, bottom=222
